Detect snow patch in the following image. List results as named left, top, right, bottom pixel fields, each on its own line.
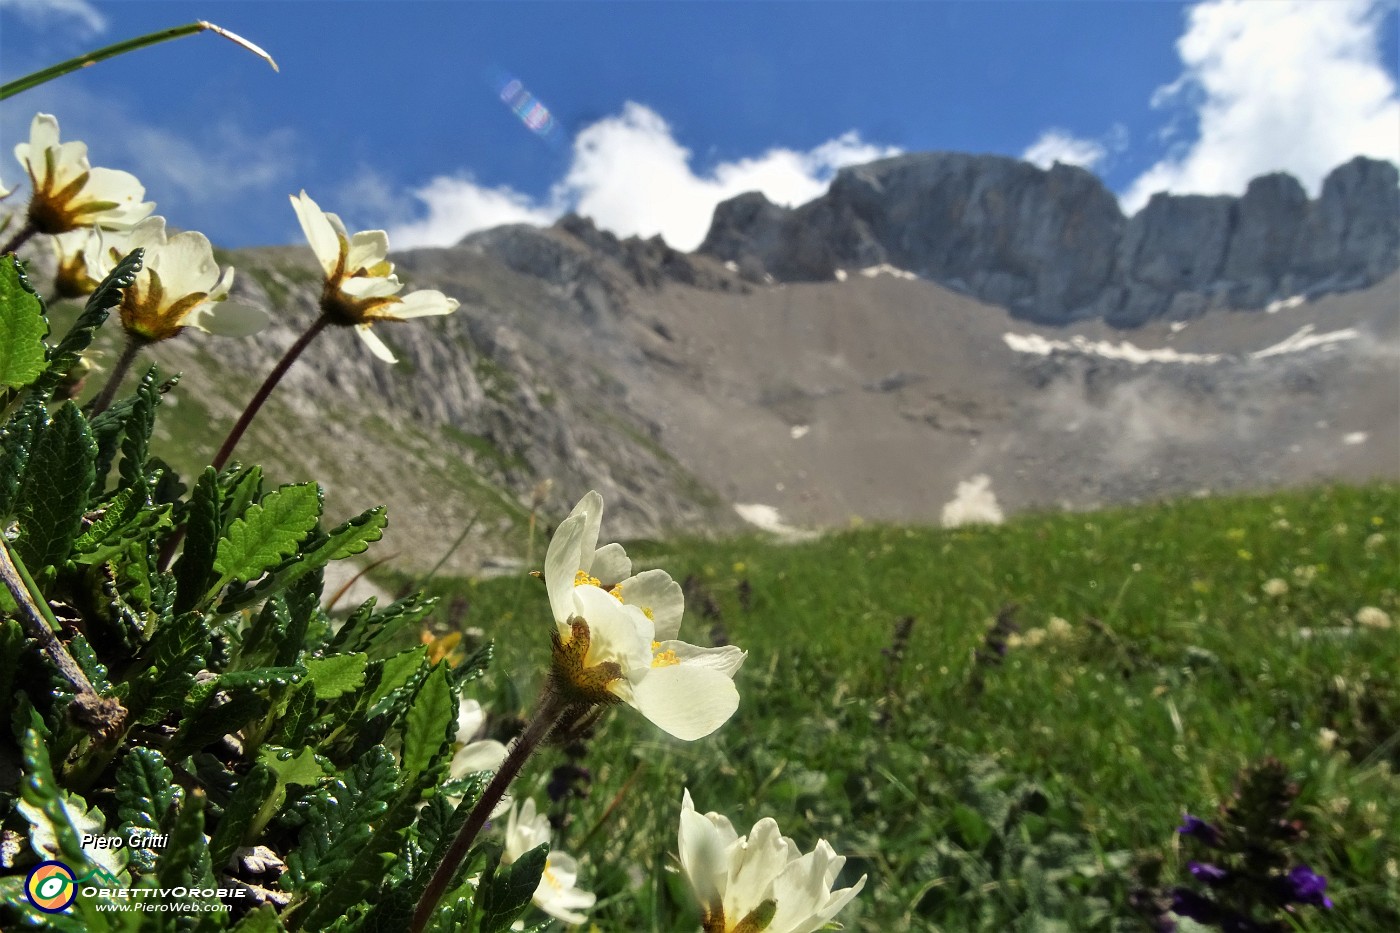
left=734, top=503, right=818, bottom=541
left=1265, top=295, right=1305, bottom=314
left=723, top=260, right=739, bottom=273
left=940, top=474, right=1004, bottom=528
left=789, top=424, right=810, bottom=439
left=859, top=264, right=918, bottom=281
left=1003, top=324, right=1358, bottom=365
left=834, top=268, right=848, bottom=282
left=1343, top=432, right=1368, bottom=445
left=1169, top=321, right=1189, bottom=333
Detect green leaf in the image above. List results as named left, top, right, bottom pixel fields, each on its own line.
left=231, top=906, right=286, bottom=933
left=174, top=467, right=222, bottom=612
left=214, top=482, right=323, bottom=584
left=222, top=506, right=387, bottom=612
left=116, top=366, right=168, bottom=494
left=365, top=645, right=429, bottom=717
left=478, top=843, right=549, bottom=933
left=15, top=401, right=97, bottom=570
left=114, top=747, right=181, bottom=873
left=328, top=592, right=437, bottom=660
left=155, top=789, right=214, bottom=895
left=0, top=395, right=42, bottom=519
left=305, top=653, right=369, bottom=701
left=0, top=254, right=48, bottom=390
left=71, top=486, right=172, bottom=567
left=209, top=763, right=278, bottom=868
left=122, top=610, right=211, bottom=725
left=401, top=662, right=454, bottom=782
left=35, top=247, right=143, bottom=397
left=16, top=710, right=128, bottom=880
left=169, top=690, right=271, bottom=760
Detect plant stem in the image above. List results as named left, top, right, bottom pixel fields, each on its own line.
left=0, top=538, right=126, bottom=735
left=408, top=686, right=569, bottom=933
left=1, top=221, right=38, bottom=257
left=86, top=333, right=145, bottom=416
left=211, top=313, right=330, bottom=473
left=1, top=21, right=276, bottom=100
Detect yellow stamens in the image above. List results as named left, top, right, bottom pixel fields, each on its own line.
left=575, top=570, right=601, bottom=588
left=651, top=643, right=680, bottom=668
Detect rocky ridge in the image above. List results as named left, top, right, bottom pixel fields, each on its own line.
left=698, top=153, right=1400, bottom=327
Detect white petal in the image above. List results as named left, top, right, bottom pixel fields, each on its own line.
left=150, top=231, right=220, bottom=294
left=387, top=288, right=459, bottom=318
left=722, top=817, right=795, bottom=924
left=339, top=273, right=402, bottom=300
left=455, top=698, right=487, bottom=742
left=572, top=585, right=652, bottom=671
left=618, top=569, right=683, bottom=639
left=290, top=191, right=343, bottom=276
left=590, top=542, right=631, bottom=586
left=631, top=663, right=739, bottom=740
left=545, top=511, right=590, bottom=623
left=679, top=790, right=729, bottom=911
left=345, top=228, right=390, bottom=273
left=186, top=301, right=269, bottom=338
left=354, top=324, right=397, bottom=362
left=564, top=492, right=605, bottom=574
left=450, top=739, right=507, bottom=778
left=662, top=642, right=747, bottom=678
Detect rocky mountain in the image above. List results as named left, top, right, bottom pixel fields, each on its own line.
left=698, top=153, right=1399, bottom=327
left=23, top=151, right=1398, bottom=575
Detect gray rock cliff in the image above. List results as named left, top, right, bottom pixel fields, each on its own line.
left=698, top=152, right=1399, bottom=326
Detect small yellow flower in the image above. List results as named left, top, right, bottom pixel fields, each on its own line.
left=13, top=113, right=153, bottom=234
left=290, top=191, right=458, bottom=363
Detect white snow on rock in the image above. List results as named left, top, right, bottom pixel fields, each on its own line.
left=1003, top=324, right=1358, bottom=365
left=940, top=474, right=1004, bottom=528
left=860, top=264, right=919, bottom=280
left=1344, top=432, right=1369, bottom=445
left=1265, top=295, right=1306, bottom=314
left=734, top=503, right=819, bottom=541
left=834, top=268, right=848, bottom=282
left=790, top=424, right=810, bottom=439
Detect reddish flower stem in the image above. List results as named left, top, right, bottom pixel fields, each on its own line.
left=86, top=334, right=145, bottom=416
left=0, top=221, right=37, bottom=257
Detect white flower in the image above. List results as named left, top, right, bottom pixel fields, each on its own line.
left=544, top=491, right=745, bottom=740
left=502, top=798, right=596, bottom=926
left=50, top=226, right=101, bottom=298
left=290, top=190, right=458, bottom=363
left=13, top=113, right=153, bottom=234
left=678, top=789, right=866, bottom=933
left=449, top=698, right=508, bottom=779
left=90, top=217, right=267, bottom=342
left=1262, top=578, right=1289, bottom=597
left=1355, top=606, right=1393, bottom=630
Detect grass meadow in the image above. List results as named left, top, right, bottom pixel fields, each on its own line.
left=414, top=482, right=1399, bottom=931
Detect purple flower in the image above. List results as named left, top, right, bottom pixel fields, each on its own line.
left=1177, top=813, right=1222, bottom=846
left=1170, top=888, right=1220, bottom=923
left=1188, top=860, right=1231, bottom=886
left=1285, top=864, right=1334, bottom=908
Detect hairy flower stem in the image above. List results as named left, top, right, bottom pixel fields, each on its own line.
left=1, top=221, right=38, bottom=257
left=211, top=313, right=331, bottom=472
left=86, top=334, right=146, bottom=416
left=409, top=686, right=570, bottom=933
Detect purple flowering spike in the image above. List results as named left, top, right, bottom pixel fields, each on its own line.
left=1188, top=860, right=1230, bottom=886
left=1286, top=864, right=1334, bottom=908
left=1177, top=813, right=1222, bottom=846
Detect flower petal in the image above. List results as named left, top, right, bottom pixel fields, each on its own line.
left=631, top=663, right=739, bottom=740
left=345, top=228, right=390, bottom=274
left=590, top=542, right=631, bottom=587
left=450, top=739, right=507, bottom=777
left=185, top=301, right=269, bottom=338
left=354, top=324, right=397, bottom=362
left=660, top=642, right=747, bottom=678
left=618, top=569, right=684, bottom=639
left=340, top=273, right=403, bottom=300
left=386, top=288, right=459, bottom=319
left=545, top=510, right=591, bottom=623
left=679, top=789, right=731, bottom=911
left=290, top=191, right=343, bottom=276
left=572, top=585, right=652, bottom=670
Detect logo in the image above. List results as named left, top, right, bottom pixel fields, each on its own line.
left=25, top=861, right=77, bottom=913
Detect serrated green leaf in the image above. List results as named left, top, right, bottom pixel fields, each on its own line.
left=174, top=467, right=222, bottom=612
left=478, top=843, right=548, bottom=933
left=123, top=611, right=211, bottom=724
left=305, top=653, right=369, bottom=701
left=16, top=710, right=128, bottom=880
left=214, top=482, right=322, bottom=584
left=67, top=631, right=113, bottom=692
left=0, top=395, right=43, bottom=519
left=222, top=506, right=386, bottom=613
left=0, top=253, right=48, bottom=390
left=15, top=402, right=97, bottom=570
left=209, top=763, right=278, bottom=868
left=401, top=662, right=454, bottom=782
left=155, top=789, right=214, bottom=894
left=277, top=569, right=323, bottom=667
left=71, top=487, right=173, bottom=567
left=220, top=464, right=263, bottom=529
left=365, top=645, right=429, bottom=717
left=115, top=747, right=181, bottom=874
left=327, top=592, right=437, bottom=660
left=170, top=690, right=270, bottom=760
left=231, top=905, right=286, bottom=933
left=116, top=366, right=166, bottom=494
left=33, top=247, right=142, bottom=397
left=268, top=683, right=317, bottom=748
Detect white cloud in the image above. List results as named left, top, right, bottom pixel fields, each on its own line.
left=1122, top=0, right=1400, bottom=213
left=387, top=101, right=900, bottom=252
left=0, top=0, right=106, bottom=36
left=1022, top=130, right=1108, bottom=171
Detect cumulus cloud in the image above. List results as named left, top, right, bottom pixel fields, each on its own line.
left=1122, top=0, right=1400, bottom=213
left=388, top=101, right=899, bottom=251
left=0, top=0, right=106, bottom=36
left=1022, top=129, right=1109, bottom=171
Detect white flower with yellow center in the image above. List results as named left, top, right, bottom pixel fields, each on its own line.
left=50, top=226, right=102, bottom=298
left=89, top=216, right=267, bottom=342
left=290, top=190, right=459, bottom=363
left=544, top=491, right=745, bottom=741
left=13, top=113, right=153, bottom=234
left=678, top=790, right=866, bottom=933
left=502, top=798, right=596, bottom=926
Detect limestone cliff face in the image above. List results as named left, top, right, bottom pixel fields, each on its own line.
left=698, top=153, right=1399, bottom=326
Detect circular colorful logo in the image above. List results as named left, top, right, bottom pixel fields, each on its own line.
left=26, top=860, right=77, bottom=913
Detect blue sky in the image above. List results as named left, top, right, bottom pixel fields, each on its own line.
left=2, top=0, right=1397, bottom=251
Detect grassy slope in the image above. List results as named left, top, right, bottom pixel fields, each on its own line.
left=425, top=482, right=1399, bottom=931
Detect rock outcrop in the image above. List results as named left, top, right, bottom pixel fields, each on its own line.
left=698, top=153, right=1399, bottom=326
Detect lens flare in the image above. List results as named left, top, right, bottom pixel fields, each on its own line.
left=490, top=68, right=558, bottom=140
